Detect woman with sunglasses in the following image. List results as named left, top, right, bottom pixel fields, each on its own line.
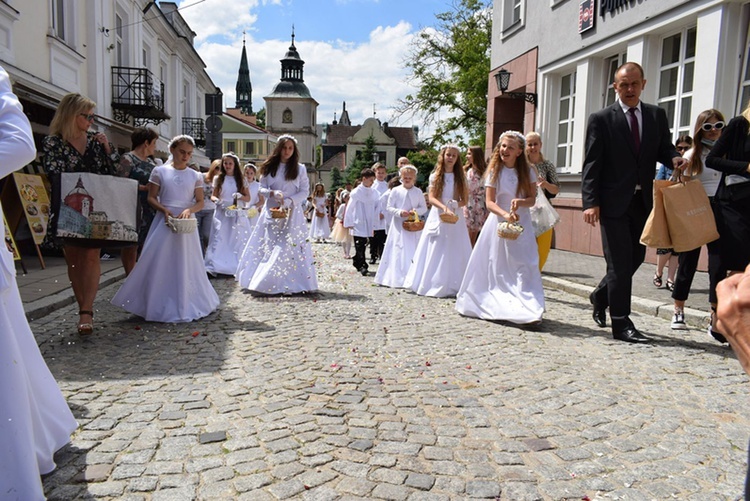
left=706, top=105, right=750, bottom=342
left=667, top=110, right=726, bottom=336
left=42, top=93, right=119, bottom=335
left=653, top=134, right=692, bottom=292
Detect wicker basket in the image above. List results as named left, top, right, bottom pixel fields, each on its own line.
left=439, top=212, right=459, bottom=224
left=224, top=205, right=243, bottom=218
left=497, top=221, right=524, bottom=240
left=270, top=207, right=289, bottom=219
left=402, top=220, right=425, bottom=232
left=166, top=216, right=197, bottom=234
left=315, top=210, right=325, bottom=218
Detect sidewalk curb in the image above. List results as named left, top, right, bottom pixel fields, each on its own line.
left=541, top=275, right=711, bottom=330
left=24, top=268, right=126, bottom=322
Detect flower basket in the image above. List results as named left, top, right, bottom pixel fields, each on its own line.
left=439, top=212, right=458, bottom=224
left=315, top=210, right=325, bottom=218
left=270, top=207, right=289, bottom=219
left=166, top=216, right=197, bottom=234
left=224, top=205, right=243, bottom=218
left=497, top=221, right=523, bottom=240
left=403, top=220, right=425, bottom=232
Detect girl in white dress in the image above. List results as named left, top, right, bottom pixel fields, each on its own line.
left=0, top=65, right=77, bottom=501
left=204, top=153, right=251, bottom=276
left=404, top=145, right=472, bottom=297
left=242, top=163, right=264, bottom=237
left=330, top=191, right=354, bottom=258
left=456, top=131, right=544, bottom=324
left=236, top=135, right=318, bottom=294
left=375, top=165, right=426, bottom=288
left=111, top=135, right=220, bottom=322
left=308, top=182, right=331, bottom=242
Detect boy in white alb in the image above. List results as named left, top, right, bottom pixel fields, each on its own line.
left=369, top=163, right=389, bottom=263
left=344, top=168, right=380, bottom=276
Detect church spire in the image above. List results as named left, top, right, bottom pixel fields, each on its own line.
left=235, top=32, right=253, bottom=115
left=280, top=27, right=304, bottom=83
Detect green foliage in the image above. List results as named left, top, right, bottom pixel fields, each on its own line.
left=346, top=133, right=377, bottom=185
left=395, top=0, right=491, bottom=148
left=330, top=166, right=344, bottom=193
left=256, top=107, right=266, bottom=129
left=407, top=149, right=439, bottom=190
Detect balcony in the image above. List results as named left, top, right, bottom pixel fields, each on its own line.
left=111, top=66, right=170, bottom=126
left=182, top=117, right=206, bottom=147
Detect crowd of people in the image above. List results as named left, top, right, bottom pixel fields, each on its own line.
left=4, top=59, right=750, bottom=497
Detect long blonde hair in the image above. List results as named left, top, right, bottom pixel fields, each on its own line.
left=50, top=93, right=96, bottom=141
left=432, top=146, right=468, bottom=203
left=488, top=131, right=533, bottom=198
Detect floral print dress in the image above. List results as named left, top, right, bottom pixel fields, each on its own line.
left=463, top=167, right=489, bottom=232
left=118, top=152, right=157, bottom=245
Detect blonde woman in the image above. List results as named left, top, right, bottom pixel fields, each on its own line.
left=42, top=93, right=119, bottom=334
left=525, top=131, right=559, bottom=270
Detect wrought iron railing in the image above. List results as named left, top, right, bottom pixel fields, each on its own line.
left=182, top=117, right=206, bottom=147
left=111, top=66, right=169, bottom=126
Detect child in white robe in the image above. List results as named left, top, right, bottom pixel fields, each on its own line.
left=308, top=182, right=331, bottom=242
left=344, top=168, right=380, bottom=276
left=404, top=145, right=472, bottom=297
left=111, top=135, right=220, bottom=322
left=375, top=165, right=426, bottom=288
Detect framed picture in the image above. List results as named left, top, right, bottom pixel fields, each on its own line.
left=54, top=172, right=139, bottom=246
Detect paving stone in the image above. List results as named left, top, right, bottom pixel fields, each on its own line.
left=404, top=473, right=435, bottom=490
left=370, top=483, right=412, bottom=500
left=466, top=480, right=501, bottom=498
left=199, top=430, right=227, bottom=444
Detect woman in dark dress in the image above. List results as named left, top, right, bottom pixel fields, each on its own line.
left=118, top=127, right=158, bottom=276
left=705, top=104, right=750, bottom=340
left=42, top=93, right=119, bottom=334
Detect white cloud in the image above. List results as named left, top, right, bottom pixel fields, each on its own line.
left=176, top=1, right=426, bottom=138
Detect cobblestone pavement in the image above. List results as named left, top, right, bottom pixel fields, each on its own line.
left=38, top=242, right=750, bottom=500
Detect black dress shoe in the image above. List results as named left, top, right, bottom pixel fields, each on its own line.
left=589, top=292, right=606, bottom=328
left=612, top=327, right=651, bottom=343
left=370, top=258, right=377, bottom=265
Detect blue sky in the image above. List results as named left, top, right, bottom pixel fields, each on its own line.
left=174, top=0, right=458, bottom=139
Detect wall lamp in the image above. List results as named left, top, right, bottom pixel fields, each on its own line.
left=494, top=69, right=537, bottom=107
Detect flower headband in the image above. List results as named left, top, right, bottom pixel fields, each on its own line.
left=222, top=152, right=240, bottom=163
left=500, top=130, right=526, bottom=146
left=440, top=143, right=461, bottom=152
left=278, top=134, right=297, bottom=144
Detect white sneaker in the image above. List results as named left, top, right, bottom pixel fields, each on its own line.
left=671, top=311, right=687, bottom=330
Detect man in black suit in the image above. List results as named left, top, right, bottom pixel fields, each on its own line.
left=582, top=62, right=686, bottom=343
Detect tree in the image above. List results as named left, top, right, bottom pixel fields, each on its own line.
left=256, top=107, right=266, bottom=129
left=346, top=133, right=377, bottom=185
left=407, top=149, right=439, bottom=190
left=330, top=166, right=343, bottom=193
left=394, top=0, right=491, bottom=147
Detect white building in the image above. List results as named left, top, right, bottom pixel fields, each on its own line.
left=488, top=0, right=748, bottom=256
left=0, top=0, right=216, bottom=166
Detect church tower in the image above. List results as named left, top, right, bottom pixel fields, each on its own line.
left=235, top=36, right=253, bottom=115
left=264, top=28, right=318, bottom=168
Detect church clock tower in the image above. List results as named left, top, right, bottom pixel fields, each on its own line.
left=235, top=36, right=253, bottom=115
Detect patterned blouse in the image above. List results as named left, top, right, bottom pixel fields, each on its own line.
left=42, top=131, right=119, bottom=243
left=463, top=167, right=489, bottom=232
left=532, top=159, right=559, bottom=199
left=118, top=151, right=157, bottom=244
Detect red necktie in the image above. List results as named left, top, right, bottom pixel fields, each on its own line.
left=628, top=107, right=640, bottom=154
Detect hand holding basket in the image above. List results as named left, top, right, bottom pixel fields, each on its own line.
left=402, top=209, right=424, bottom=231
left=497, top=209, right=523, bottom=240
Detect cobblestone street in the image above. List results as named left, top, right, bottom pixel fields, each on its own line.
left=37, top=241, right=750, bottom=500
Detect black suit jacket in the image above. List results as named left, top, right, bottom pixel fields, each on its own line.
left=581, top=102, right=679, bottom=218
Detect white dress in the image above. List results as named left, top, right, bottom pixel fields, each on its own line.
left=204, top=176, right=252, bottom=276
left=375, top=186, right=426, bottom=288
left=404, top=173, right=472, bottom=297
left=308, top=196, right=330, bottom=240
left=111, top=165, right=220, bottom=322
left=243, top=180, right=262, bottom=235
left=236, top=163, right=318, bottom=294
left=455, top=166, right=544, bottom=323
left=0, top=65, right=77, bottom=501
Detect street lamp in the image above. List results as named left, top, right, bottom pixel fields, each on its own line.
left=494, top=69, right=537, bottom=107
left=372, top=152, right=379, bottom=163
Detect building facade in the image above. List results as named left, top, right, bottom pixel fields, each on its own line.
left=489, top=0, right=748, bottom=257
left=0, top=0, right=216, bottom=167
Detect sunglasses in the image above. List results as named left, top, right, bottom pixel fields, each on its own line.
left=79, top=113, right=96, bottom=121
left=701, top=121, right=724, bottom=131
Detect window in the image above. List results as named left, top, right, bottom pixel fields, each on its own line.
left=142, top=44, right=151, bottom=68
left=556, top=71, right=576, bottom=169
left=51, top=0, right=65, bottom=40
left=738, top=30, right=750, bottom=113
left=245, top=142, right=255, bottom=156
left=657, top=27, right=696, bottom=140
left=226, top=141, right=236, bottom=152
left=503, top=0, right=524, bottom=31
left=50, top=0, right=75, bottom=45
left=603, top=52, right=627, bottom=107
